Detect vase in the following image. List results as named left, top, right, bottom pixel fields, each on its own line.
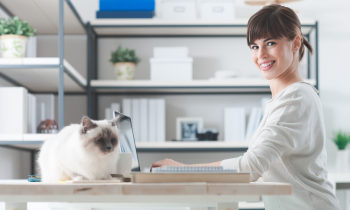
left=114, top=62, right=136, bottom=80
left=0, top=35, right=27, bottom=58
left=336, top=150, right=349, bottom=173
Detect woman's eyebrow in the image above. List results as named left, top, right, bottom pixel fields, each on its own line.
left=264, top=38, right=276, bottom=42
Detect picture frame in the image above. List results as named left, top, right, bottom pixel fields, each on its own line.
left=176, top=118, right=204, bottom=141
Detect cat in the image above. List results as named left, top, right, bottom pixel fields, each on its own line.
left=38, top=116, right=120, bottom=183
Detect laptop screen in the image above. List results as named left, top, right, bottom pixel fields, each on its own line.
left=113, top=111, right=141, bottom=172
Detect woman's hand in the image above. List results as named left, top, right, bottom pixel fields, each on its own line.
left=150, top=159, right=186, bottom=172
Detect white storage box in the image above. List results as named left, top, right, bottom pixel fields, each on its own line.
left=162, top=0, right=197, bottom=19
left=154, top=47, right=189, bottom=58
left=0, top=87, right=28, bottom=134
left=150, top=58, right=193, bottom=81
left=200, top=0, right=235, bottom=20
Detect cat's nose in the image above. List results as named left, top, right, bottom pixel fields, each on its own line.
left=106, top=146, right=112, bottom=150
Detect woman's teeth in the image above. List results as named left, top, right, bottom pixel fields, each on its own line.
left=261, top=61, right=275, bottom=67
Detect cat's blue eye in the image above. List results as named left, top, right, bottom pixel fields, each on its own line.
left=97, top=138, right=103, bottom=142
left=111, top=138, right=116, bottom=142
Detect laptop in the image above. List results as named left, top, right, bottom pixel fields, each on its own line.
left=113, top=111, right=141, bottom=172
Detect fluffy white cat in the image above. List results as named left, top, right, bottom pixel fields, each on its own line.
left=38, top=116, right=120, bottom=183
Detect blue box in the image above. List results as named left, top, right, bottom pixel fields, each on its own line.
left=96, top=11, right=155, bottom=18
left=99, top=0, right=155, bottom=11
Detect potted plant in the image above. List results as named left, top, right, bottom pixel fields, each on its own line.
left=333, top=131, right=350, bottom=173
left=0, top=16, right=36, bottom=58
left=109, top=46, right=141, bottom=80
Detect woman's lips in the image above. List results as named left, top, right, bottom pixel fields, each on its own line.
left=260, top=61, right=276, bottom=71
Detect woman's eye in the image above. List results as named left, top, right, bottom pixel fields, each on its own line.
left=97, top=138, right=103, bottom=142
left=251, top=46, right=258, bottom=50
left=267, top=42, right=276, bottom=46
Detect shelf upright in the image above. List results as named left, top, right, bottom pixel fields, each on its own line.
left=87, top=22, right=98, bottom=120
left=58, top=0, right=64, bottom=130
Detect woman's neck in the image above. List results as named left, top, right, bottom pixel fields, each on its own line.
left=269, top=63, right=303, bottom=98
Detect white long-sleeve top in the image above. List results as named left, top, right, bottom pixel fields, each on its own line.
left=221, top=82, right=341, bottom=210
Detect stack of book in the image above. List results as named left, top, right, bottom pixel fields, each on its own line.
left=96, top=0, right=155, bottom=19
left=105, top=98, right=165, bottom=142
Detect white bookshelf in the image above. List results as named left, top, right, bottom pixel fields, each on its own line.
left=90, top=18, right=316, bottom=36
left=0, top=58, right=86, bottom=92
left=91, top=79, right=316, bottom=93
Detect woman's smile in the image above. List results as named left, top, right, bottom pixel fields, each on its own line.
left=260, top=60, right=276, bottom=71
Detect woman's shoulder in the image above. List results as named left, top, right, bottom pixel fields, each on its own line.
left=272, top=81, right=318, bottom=103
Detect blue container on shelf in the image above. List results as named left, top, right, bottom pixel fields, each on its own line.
left=99, top=0, right=155, bottom=11
left=96, top=11, right=154, bottom=18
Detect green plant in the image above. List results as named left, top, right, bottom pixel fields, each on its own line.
left=0, top=16, right=36, bottom=37
left=109, top=46, right=140, bottom=64
left=333, top=131, right=350, bottom=150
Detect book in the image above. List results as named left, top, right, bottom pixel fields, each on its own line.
left=0, top=87, right=28, bottom=134
left=111, top=103, right=120, bottom=113
left=105, top=107, right=112, bottom=120
left=27, top=94, right=37, bottom=133
left=148, top=99, right=157, bottom=142
left=99, top=0, right=155, bottom=11
left=122, top=99, right=132, bottom=118
left=140, top=98, right=148, bottom=142
left=224, top=107, right=246, bottom=142
left=246, top=108, right=257, bottom=141
left=156, top=99, right=165, bottom=142
left=96, top=11, right=154, bottom=19
left=132, top=99, right=140, bottom=142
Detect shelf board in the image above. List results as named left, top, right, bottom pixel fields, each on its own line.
left=90, top=19, right=316, bottom=36
left=0, top=58, right=86, bottom=92
left=0, top=0, right=85, bottom=34
left=91, top=79, right=316, bottom=93
left=0, top=134, right=249, bottom=151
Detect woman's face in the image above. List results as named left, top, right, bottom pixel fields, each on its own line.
left=250, top=36, right=298, bottom=80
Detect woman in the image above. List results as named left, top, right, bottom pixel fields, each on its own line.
left=151, top=4, right=341, bottom=210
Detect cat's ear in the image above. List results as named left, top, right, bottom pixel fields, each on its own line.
left=81, top=116, right=97, bottom=133
left=109, top=116, right=120, bottom=127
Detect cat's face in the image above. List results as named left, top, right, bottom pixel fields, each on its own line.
left=80, top=116, right=120, bottom=156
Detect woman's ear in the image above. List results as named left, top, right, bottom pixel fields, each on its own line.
left=293, top=34, right=302, bottom=52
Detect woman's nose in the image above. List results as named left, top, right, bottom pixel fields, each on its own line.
left=258, top=48, right=268, bottom=59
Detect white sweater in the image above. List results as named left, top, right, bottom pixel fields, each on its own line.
left=221, top=82, right=341, bottom=210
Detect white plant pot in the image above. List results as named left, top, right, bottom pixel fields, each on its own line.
left=0, top=35, right=27, bottom=58
left=336, top=150, right=349, bottom=173
left=114, top=62, right=136, bottom=80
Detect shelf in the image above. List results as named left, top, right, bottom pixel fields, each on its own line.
left=91, top=79, right=316, bottom=93
left=0, top=58, right=87, bottom=93
left=0, top=134, right=249, bottom=152
left=90, top=19, right=316, bottom=36
left=0, top=0, right=85, bottom=34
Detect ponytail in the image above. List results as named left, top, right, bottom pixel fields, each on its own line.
left=299, top=34, right=313, bottom=61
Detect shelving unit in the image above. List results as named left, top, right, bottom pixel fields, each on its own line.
left=86, top=18, right=319, bottom=119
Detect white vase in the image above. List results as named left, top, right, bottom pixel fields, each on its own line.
left=114, top=62, right=136, bottom=80
left=0, top=35, right=27, bottom=58
left=336, top=150, right=349, bottom=173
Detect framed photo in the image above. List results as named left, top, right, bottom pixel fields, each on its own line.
left=176, top=118, right=203, bottom=141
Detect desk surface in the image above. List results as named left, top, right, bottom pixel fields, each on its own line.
left=0, top=180, right=291, bottom=197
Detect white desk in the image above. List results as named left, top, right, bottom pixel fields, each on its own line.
left=0, top=180, right=291, bottom=210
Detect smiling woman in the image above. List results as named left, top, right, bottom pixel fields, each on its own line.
left=151, top=4, right=341, bottom=210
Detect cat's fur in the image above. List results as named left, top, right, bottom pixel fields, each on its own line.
left=38, top=116, right=120, bottom=183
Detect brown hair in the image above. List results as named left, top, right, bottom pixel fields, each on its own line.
left=247, top=4, right=313, bottom=61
